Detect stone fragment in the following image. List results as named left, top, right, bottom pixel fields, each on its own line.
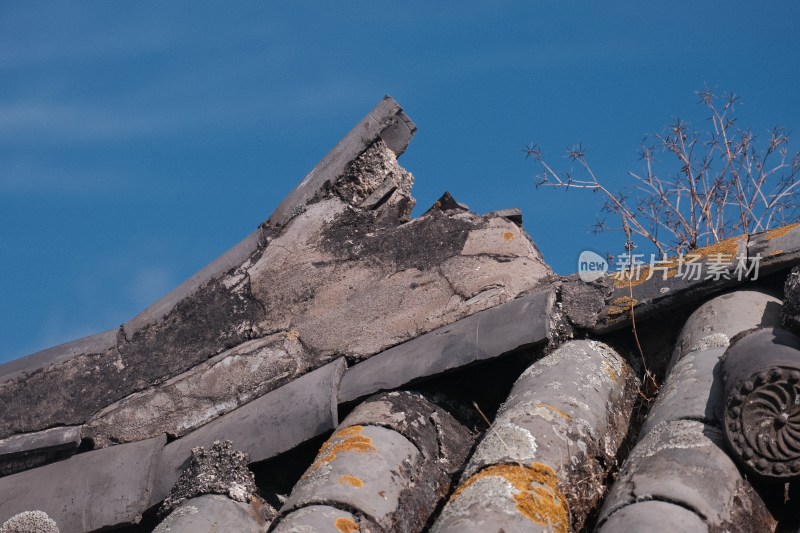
left=154, top=494, right=271, bottom=533
left=339, top=289, right=554, bottom=403
left=0, top=435, right=165, bottom=533
left=152, top=358, right=345, bottom=505
left=0, top=511, right=59, bottom=533
left=559, top=277, right=612, bottom=330
left=425, top=192, right=469, bottom=214
left=160, top=441, right=257, bottom=516
left=432, top=340, right=638, bottom=533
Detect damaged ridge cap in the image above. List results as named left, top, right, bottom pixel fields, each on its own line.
left=130, top=96, right=415, bottom=335
left=1, top=96, right=415, bottom=379
left=268, top=95, right=416, bottom=229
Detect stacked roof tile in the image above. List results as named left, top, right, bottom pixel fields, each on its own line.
left=2, top=97, right=800, bottom=533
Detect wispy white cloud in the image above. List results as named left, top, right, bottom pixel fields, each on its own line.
left=0, top=158, right=132, bottom=195
left=0, top=4, right=286, bottom=70
left=0, top=5, right=372, bottom=144
left=0, top=71, right=379, bottom=145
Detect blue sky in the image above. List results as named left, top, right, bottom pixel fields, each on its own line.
left=2, top=2, right=799, bottom=362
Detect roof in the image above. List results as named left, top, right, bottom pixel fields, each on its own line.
left=1, top=97, right=800, bottom=533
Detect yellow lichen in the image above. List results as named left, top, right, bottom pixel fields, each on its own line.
left=335, top=517, right=360, bottom=533
left=451, top=463, right=568, bottom=532
left=338, top=475, right=364, bottom=488
left=608, top=296, right=638, bottom=315
left=602, top=359, right=621, bottom=383
left=769, top=249, right=783, bottom=256
left=307, top=425, right=376, bottom=473
left=764, top=222, right=800, bottom=241
left=502, top=231, right=516, bottom=241
left=286, top=329, right=300, bottom=340
left=533, top=403, right=572, bottom=421
left=692, top=234, right=744, bottom=258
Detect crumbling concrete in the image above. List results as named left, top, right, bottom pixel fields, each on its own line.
left=0, top=511, right=59, bottom=533
left=249, top=184, right=550, bottom=364
left=275, top=392, right=474, bottom=532
left=431, top=340, right=639, bottom=533
left=268, top=96, right=415, bottom=228
left=0, top=268, right=266, bottom=439
left=160, top=440, right=257, bottom=516
left=559, top=276, right=612, bottom=330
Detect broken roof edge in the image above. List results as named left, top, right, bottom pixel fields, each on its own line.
left=0, top=96, right=416, bottom=380
left=267, top=95, right=415, bottom=229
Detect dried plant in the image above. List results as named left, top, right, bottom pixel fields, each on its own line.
left=527, top=89, right=800, bottom=258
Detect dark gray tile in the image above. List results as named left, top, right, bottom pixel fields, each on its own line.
left=338, top=289, right=554, bottom=403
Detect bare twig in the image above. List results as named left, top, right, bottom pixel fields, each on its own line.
left=528, top=90, right=800, bottom=257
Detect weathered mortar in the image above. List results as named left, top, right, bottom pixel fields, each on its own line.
left=160, top=440, right=258, bottom=516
